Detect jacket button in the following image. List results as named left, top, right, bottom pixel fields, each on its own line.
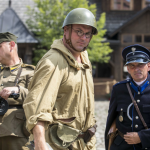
left=1, top=84, right=3, bottom=86
left=145, top=148, right=147, bottom=149
left=135, top=116, right=139, bottom=119
left=135, top=125, right=138, bottom=128
left=137, top=99, right=140, bottom=103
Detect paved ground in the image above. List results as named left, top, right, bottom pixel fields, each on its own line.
left=95, top=100, right=109, bottom=150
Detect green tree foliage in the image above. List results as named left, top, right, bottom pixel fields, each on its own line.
left=27, top=0, right=112, bottom=65
left=87, top=13, right=113, bottom=63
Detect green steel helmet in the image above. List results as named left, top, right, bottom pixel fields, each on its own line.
left=62, top=8, right=98, bottom=35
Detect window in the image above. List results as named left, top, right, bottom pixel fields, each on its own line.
left=144, top=35, right=150, bottom=42
left=135, top=35, right=142, bottom=43
left=142, top=0, right=150, bottom=8
left=122, top=34, right=150, bottom=43
left=122, top=35, right=132, bottom=43
left=111, top=0, right=133, bottom=10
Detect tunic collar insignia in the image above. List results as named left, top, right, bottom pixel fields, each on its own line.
left=10, top=66, right=18, bottom=72
left=0, top=66, right=4, bottom=71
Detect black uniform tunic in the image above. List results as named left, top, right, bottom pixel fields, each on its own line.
left=105, top=74, right=150, bottom=150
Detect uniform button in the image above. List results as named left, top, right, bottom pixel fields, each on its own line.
left=135, top=116, right=139, bottom=119
left=138, top=91, right=140, bottom=95
left=135, top=125, right=138, bottom=128
left=145, top=148, right=147, bottom=149
left=121, top=108, right=123, bottom=111
left=131, top=124, right=132, bottom=127
left=1, top=84, right=3, bottom=86
left=137, top=99, right=140, bottom=103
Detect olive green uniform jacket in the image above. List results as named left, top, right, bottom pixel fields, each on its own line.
left=0, top=59, right=34, bottom=137
left=23, top=39, right=96, bottom=150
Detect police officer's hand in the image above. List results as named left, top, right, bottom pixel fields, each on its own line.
left=0, top=87, right=19, bottom=100
left=124, top=132, right=141, bottom=144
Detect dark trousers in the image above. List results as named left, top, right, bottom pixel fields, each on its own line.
left=0, top=136, right=28, bottom=150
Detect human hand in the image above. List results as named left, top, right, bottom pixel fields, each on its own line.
left=0, top=87, right=19, bottom=100
left=124, top=132, right=141, bottom=144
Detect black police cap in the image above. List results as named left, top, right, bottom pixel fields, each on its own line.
left=122, top=44, right=150, bottom=65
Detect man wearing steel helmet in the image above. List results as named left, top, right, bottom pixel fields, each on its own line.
left=105, top=44, right=150, bottom=150
left=23, top=8, right=98, bottom=150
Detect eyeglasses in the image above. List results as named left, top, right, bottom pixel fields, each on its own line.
left=72, top=28, right=92, bottom=38
left=127, top=63, right=146, bottom=69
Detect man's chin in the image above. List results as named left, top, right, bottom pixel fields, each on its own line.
left=73, top=48, right=84, bottom=52
left=134, top=77, right=144, bottom=82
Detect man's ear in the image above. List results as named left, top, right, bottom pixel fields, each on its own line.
left=63, top=26, right=67, bottom=35
left=9, top=41, right=15, bottom=51
left=126, top=65, right=131, bottom=74
left=147, top=63, right=150, bottom=71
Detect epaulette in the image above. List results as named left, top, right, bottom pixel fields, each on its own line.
left=21, top=64, right=35, bottom=70
left=114, top=78, right=131, bottom=86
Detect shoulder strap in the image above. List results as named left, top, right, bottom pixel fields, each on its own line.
left=14, top=67, right=22, bottom=86
left=126, top=83, right=148, bottom=129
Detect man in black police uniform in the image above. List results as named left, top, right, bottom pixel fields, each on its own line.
left=105, top=44, right=150, bottom=150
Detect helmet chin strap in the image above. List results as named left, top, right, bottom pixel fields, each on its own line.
left=64, top=25, right=91, bottom=52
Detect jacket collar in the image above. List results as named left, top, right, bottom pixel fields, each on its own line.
left=0, top=59, right=22, bottom=72
left=130, top=73, right=150, bottom=94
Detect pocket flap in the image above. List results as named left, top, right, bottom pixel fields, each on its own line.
left=117, top=104, right=128, bottom=112
left=16, top=113, right=24, bottom=120
left=57, top=123, right=80, bottom=142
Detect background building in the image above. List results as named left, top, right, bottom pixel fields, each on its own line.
left=0, top=0, right=38, bottom=64
left=1, top=0, right=150, bottom=99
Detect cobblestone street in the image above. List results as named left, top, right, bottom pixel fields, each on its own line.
left=95, top=100, right=109, bottom=150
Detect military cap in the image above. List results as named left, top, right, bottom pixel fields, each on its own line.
left=122, top=44, right=150, bottom=65
left=0, top=32, right=17, bottom=44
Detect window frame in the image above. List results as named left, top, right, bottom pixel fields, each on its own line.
left=142, top=0, right=150, bottom=9
left=122, top=34, right=150, bottom=44
left=111, top=0, right=134, bottom=11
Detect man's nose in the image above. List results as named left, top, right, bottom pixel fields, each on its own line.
left=134, top=66, right=140, bottom=70
left=80, top=34, right=87, bottom=40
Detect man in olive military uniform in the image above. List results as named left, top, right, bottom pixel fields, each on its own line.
left=105, top=44, right=150, bottom=150
left=23, top=8, right=97, bottom=150
left=0, top=32, right=35, bottom=150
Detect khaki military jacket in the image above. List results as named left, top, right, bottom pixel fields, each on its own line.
left=23, top=39, right=96, bottom=150
left=0, top=59, right=34, bottom=137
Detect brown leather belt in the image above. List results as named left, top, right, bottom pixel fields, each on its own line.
left=118, top=130, right=124, bottom=138
left=9, top=105, right=22, bottom=109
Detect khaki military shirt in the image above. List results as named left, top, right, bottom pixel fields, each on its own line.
left=23, top=39, right=96, bottom=149
left=0, top=59, right=34, bottom=137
